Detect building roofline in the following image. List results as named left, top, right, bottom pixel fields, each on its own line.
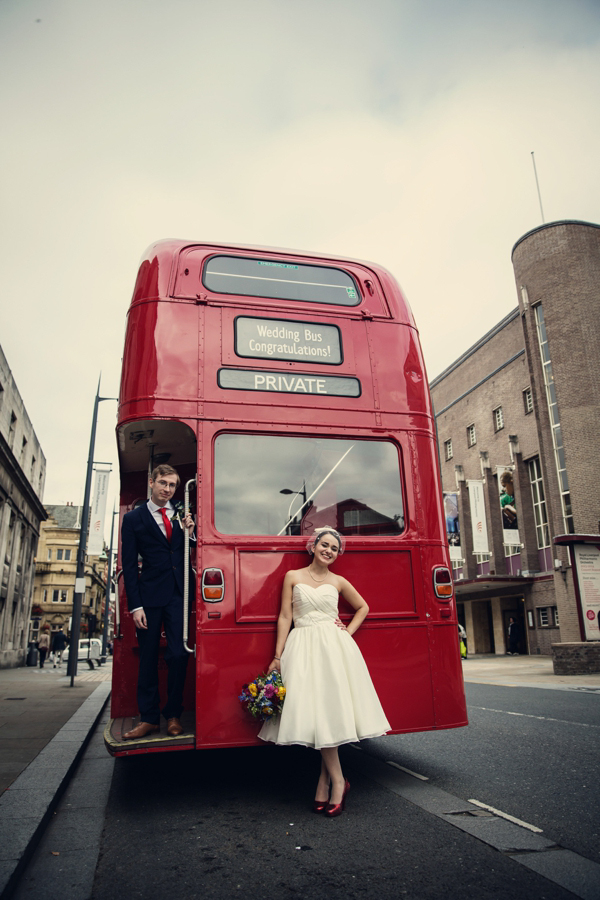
left=429, top=308, right=520, bottom=388
left=511, top=220, right=600, bottom=257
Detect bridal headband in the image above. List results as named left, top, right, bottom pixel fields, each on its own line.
left=306, top=526, right=345, bottom=556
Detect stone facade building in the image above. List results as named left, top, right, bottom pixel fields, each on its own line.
left=31, top=504, right=107, bottom=643
left=0, top=345, right=46, bottom=667
left=431, top=220, right=600, bottom=656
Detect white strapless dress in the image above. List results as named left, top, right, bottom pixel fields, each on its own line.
left=258, top=583, right=390, bottom=749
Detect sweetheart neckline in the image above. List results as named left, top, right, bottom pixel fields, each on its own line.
left=294, top=582, right=338, bottom=593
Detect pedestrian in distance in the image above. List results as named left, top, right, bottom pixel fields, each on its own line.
left=507, top=616, right=521, bottom=655
left=259, top=526, right=390, bottom=817
left=37, top=630, right=50, bottom=668
left=52, top=627, right=67, bottom=667
left=121, top=464, right=195, bottom=740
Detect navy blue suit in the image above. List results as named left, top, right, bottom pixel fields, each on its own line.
left=122, top=502, right=193, bottom=723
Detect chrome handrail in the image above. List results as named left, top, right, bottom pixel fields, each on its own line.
left=183, top=477, right=197, bottom=654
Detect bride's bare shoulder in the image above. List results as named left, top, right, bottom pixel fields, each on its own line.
left=284, top=567, right=307, bottom=586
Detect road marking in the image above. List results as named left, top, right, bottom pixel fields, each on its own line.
left=467, top=798, right=543, bottom=832
left=385, top=760, right=429, bottom=781
left=472, top=706, right=600, bottom=729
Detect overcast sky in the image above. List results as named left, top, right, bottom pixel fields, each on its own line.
left=1, top=0, right=599, bottom=531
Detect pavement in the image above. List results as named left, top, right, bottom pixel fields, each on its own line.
left=0, top=652, right=598, bottom=898
left=462, top=652, right=600, bottom=691
left=0, top=660, right=112, bottom=898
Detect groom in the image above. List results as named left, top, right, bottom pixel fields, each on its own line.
left=121, top=464, right=195, bottom=740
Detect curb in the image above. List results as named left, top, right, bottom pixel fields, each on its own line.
left=0, top=681, right=111, bottom=899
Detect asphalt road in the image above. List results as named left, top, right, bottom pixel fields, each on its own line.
left=86, top=681, right=599, bottom=900
left=13, top=681, right=598, bottom=900
left=364, top=682, right=600, bottom=866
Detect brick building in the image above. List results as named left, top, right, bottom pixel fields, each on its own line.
left=0, top=345, right=46, bottom=667
left=431, top=220, right=600, bottom=655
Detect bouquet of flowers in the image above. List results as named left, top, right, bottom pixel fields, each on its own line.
left=239, top=671, right=286, bottom=721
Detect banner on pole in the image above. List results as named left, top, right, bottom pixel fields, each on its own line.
left=444, top=492, right=462, bottom=561
left=496, top=465, right=520, bottom=546
left=88, top=468, right=110, bottom=556
left=467, top=480, right=489, bottom=554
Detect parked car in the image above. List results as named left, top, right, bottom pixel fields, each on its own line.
left=62, top=638, right=102, bottom=662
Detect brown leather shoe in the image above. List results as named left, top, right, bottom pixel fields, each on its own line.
left=167, top=717, right=184, bottom=737
left=122, top=721, right=160, bottom=740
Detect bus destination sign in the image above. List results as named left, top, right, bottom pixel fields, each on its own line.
left=235, top=316, right=342, bottom=365
left=218, top=369, right=360, bottom=397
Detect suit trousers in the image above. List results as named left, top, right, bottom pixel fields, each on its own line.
left=136, top=591, right=189, bottom=723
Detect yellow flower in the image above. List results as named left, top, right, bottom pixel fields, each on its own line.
left=248, top=683, right=258, bottom=697
left=278, top=687, right=286, bottom=699
left=263, top=706, right=274, bottom=716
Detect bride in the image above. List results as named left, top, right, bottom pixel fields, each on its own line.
left=258, top=526, right=390, bottom=817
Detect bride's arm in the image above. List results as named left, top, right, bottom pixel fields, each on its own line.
left=337, top=578, right=369, bottom=636
left=267, top=571, right=294, bottom=672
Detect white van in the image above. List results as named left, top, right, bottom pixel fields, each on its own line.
left=62, top=638, right=102, bottom=662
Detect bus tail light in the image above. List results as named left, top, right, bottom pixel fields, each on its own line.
left=433, top=566, right=453, bottom=600
left=202, top=568, right=224, bottom=603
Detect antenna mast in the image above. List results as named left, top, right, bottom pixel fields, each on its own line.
left=531, top=151, right=545, bottom=223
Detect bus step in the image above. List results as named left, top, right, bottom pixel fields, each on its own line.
left=104, top=712, right=196, bottom=756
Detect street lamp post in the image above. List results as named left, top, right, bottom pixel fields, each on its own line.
left=67, top=377, right=117, bottom=686
left=280, top=482, right=307, bottom=535
left=101, top=505, right=118, bottom=664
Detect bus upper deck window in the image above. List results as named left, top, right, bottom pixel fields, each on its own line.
left=203, top=256, right=361, bottom=307
left=214, top=434, right=404, bottom=537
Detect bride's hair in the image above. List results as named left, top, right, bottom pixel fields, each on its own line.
left=306, top=526, right=345, bottom=556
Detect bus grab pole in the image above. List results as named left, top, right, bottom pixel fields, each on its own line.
left=183, top=477, right=197, bottom=654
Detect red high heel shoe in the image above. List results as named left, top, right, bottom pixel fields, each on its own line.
left=324, top=779, right=350, bottom=818
left=313, top=783, right=331, bottom=813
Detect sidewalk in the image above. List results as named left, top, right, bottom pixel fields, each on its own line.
left=462, top=653, right=600, bottom=691
left=0, top=662, right=111, bottom=898
left=0, top=660, right=112, bottom=794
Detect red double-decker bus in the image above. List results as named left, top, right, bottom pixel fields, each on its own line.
left=104, top=240, right=467, bottom=756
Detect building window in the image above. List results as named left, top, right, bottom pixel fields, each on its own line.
left=537, top=607, right=550, bottom=627
left=552, top=607, right=559, bottom=626
left=504, top=544, right=520, bottom=558
left=64, top=549, right=71, bottom=561
left=493, top=407, right=504, bottom=432
left=43, top=589, right=47, bottom=603
left=528, top=457, right=550, bottom=549
left=57, top=549, right=63, bottom=561
left=47, top=548, right=52, bottom=560
left=467, top=424, right=476, bottom=447
left=445, top=439, right=453, bottom=461
left=52, top=589, right=60, bottom=603
left=8, top=412, right=17, bottom=450
left=30, top=455, right=36, bottom=478
left=523, top=387, right=533, bottom=414
left=60, top=590, right=68, bottom=603
left=475, top=552, right=491, bottom=564
left=20, top=436, right=27, bottom=465
left=534, top=304, right=574, bottom=534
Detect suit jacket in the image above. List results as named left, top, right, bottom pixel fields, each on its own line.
left=52, top=631, right=67, bottom=652
left=121, top=502, right=194, bottom=612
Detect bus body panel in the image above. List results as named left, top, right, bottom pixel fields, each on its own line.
left=109, top=239, right=468, bottom=756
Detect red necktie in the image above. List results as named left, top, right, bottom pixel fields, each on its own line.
left=159, top=507, right=172, bottom=542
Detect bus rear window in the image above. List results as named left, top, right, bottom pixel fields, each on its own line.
left=203, top=256, right=361, bottom=306
left=214, top=435, right=404, bottom=536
